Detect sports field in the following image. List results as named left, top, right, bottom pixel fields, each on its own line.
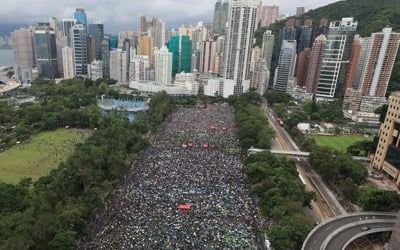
left=311, top=135, right=373, bottom=152
left=0, top=129, right=91, bottom=184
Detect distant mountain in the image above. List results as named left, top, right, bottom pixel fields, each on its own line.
left=0, top=23, right=29, bottom=38
left=255, top=0, right=400, bottom=95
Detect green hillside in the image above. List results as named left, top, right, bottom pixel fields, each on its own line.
left=256, top=0, right=400, bottom=95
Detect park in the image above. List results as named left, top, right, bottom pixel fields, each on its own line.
left=0, top=129, right=91, bottom=184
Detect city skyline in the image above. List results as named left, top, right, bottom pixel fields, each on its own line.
left=1, top=0, right=339, bottom=33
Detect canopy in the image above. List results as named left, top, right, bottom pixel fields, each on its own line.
left=222, top=126, right=227, bottom=131
left=187, top=142, right=194, bottom=147
left=203, top=143, right=209, bottom=148
left=210, top=126, right=217, bottom=131
left=179, top=205, right=191, bottom=210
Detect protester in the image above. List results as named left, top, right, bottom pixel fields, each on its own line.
left=82, top=104, right=263, bottom=249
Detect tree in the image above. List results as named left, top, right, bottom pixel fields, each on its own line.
left=341, top=177, right=359, bottom=202
left=358, top=185, right=400, bottom=211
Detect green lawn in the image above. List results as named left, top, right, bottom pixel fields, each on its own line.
left=0, top=129, right=91, bottom=184
left=311, top=135, right=373, bottom=152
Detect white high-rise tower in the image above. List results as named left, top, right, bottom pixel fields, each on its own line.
left=223, top=0, right=259, bottom=98
left=154, top=46, right=172, bottom=85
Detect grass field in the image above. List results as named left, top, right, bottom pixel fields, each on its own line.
left=0, top=129, right=91, bottom=184
left=311, top=135, right=373, bottom=152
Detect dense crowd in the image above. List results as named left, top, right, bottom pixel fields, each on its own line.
left=82, top=104, right=263, bottom=249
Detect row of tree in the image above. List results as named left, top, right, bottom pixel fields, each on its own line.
left=231, top=90, right=275, bottom=149
left=0, top=78, right=175, bottom=249
left=230, top=90, right=314, bottom=249
left=245, top=153, right=315, bottom=250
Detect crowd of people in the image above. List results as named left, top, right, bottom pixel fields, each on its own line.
left=82, top=104, right=263, bottom=249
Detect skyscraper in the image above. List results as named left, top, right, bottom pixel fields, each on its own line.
left=168, top=35, right=192, bottom=75
left=101, top=38, right=110, bottom=78
left=148, top=18, right=166, bottom=49
left=306, top=34, right=327, bottom=94
left=316, top=18, right=358, bottom=99
left=110, top=49, right=128, bottom=83
left=139, top=16, right=147, bottom=33
left=88, top=23, right=104, bottom=60
left=129, top=55, right=150, bottom=82
left=296, top=7, right=305, bottom=17
left=296, top=48, right=311, bottom=87
left=212, top=0, right=229, bottom=34
left=71, top=24, right=88, bottom=76
left=260, top=5, right=279, bottom=27
left=62, top=47, right=75, bottom=79
left=261, top=30, right=274, bottom=70
left=49, top=17, right=58, bottom=37
left=360, top=27, right=400, bottom=97
left=297, top=23, right=313, bottom=53
left=371, top=92, right=400, bottom=185
left=74, top=8, right=87, bottom=29
left=343, top=35, right=369, bottom=91
left=34, top=24, right=58, bottom=78
left=87, top=60, right=103, bottom=80
left=279, top=19, right=297, bottom=46
left=223, top=0, right=259, bottom=97
left=62, top=19, right=77, bottom=46
left=154, top=46, right=172, bottom=84
left=138, top=34, right=154, bottom=65
left=273, top=40, right=297, bottom=92
left=87, top=35, right=96, bottom=64
left=199, top=40, right=217, bottom=73
left=10, top=27, right=36, bottom=68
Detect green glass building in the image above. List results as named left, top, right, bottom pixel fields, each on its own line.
left=168, top=35, right=192, bottom=76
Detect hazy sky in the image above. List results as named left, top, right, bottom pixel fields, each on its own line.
left=1, top=0, right=339, bottom=33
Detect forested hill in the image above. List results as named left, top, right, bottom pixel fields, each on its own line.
left=255, top=0, right=400, bottom=95
left=301, top=0, right=400, bottom=36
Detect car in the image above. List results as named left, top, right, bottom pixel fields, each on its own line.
left=361, top=226, right=370, bottom=231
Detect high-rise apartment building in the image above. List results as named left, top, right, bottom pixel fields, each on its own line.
left=360, top=27, right=400, bottom=97
left=74, top=8, right=87, bottom=29
left=296, top=7, right=305, bottom=17
left=154, top=46, right=172, bottom=85
left=261, top=30, right=274, bottom=70
left=101, top=38, right=110, bottom=78
left=34, top=24, right=58, bottom=78
left=296, top=48, right=311, bottom=87
left=251, top=58, right=269, bottom=95
left=260, top=5, right=279, bottom=27
left=110, top=49, right=128, bottom=83
left=148, top=18, right=166, bottom=49
left=223, top=0, right=259, bottom=97
left=213, top=0, right=229, bottom=34
left=168, top=35, right=192, bottom=75
left=10, top=27, right=36, bottom=68
left=199, top=40, right=217, bottom=74
left=273, top=40, right=297, bottom=92
left=129, top=55, right=150, bottom=82
left=316, top=18, right=358, bottom=99
left=139, top=16, right=147, bottom=33
left=137, top=34, right=154, bottom=65
left=344, top=35, right=370, bottom=91
left=371, top=92, right=400, bottom=186
left=71, top=24, right=88, bottom=76
left=88, top=23, right=104, bottom=60
left=62, top=46, right=75, bottom=79
left=306, top=34, right=327, bottom=94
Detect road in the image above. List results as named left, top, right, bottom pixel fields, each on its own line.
left=262, top=102, right=346, bottom=220
left=302, top=212, right=397, bottom=250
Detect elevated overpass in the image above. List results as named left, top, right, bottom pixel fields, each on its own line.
left=302, top=212, right=398, bottom=250
left=247, top=148, right=371, bottom=162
